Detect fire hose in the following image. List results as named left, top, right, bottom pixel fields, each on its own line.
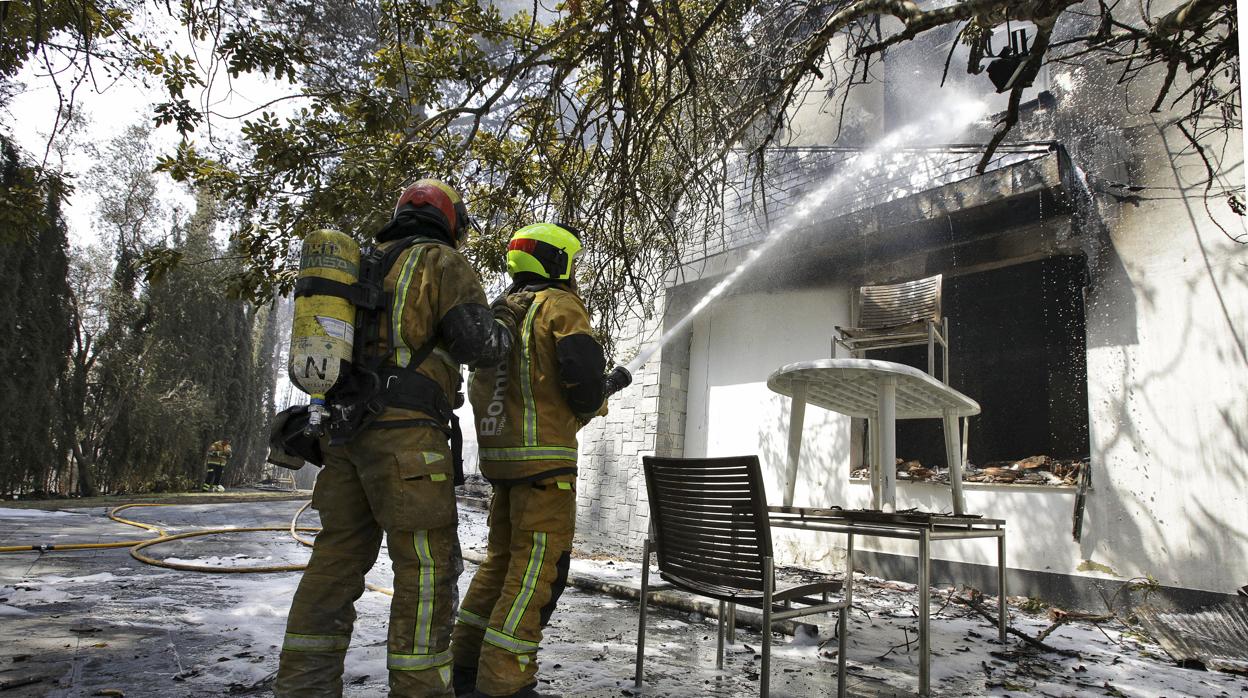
left=0, top=500, right=395, bottom=596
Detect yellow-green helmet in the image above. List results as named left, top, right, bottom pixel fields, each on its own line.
left=506, top=223, right=582, bottom=280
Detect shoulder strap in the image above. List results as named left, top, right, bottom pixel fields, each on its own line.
left=361, top=235, right=445, bottom=373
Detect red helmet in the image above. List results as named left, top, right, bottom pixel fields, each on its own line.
left=393, top=179, right=470, bottom=247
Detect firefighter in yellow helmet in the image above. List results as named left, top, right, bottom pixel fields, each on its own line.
left=451, top=223, right=629, bottom=698
left=275, top=180, right=527, bottom=698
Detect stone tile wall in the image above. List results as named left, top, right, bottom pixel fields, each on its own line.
left=575, top=298, right=691, bottom=549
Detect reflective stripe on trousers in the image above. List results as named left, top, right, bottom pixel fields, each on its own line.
left=413, top=530, right=436, bottom=654
left=388, top=649, right=453, bottom=671
left=457, top=607, right=490, bottom=630
left=503, top=531, right=547, bottom=635
left=483, top=627, right=540, bottom=655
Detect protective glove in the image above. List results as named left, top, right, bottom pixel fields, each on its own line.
left=490, top=291, right=535, bottom=340
left=267, top=405, right=322, bottom=469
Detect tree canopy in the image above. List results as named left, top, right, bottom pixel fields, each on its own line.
left=2, top=0, right=1240, bottom=345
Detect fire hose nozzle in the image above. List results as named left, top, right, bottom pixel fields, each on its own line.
left=604, top=366, right=632, bottom=397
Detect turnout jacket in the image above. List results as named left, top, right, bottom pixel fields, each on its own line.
left=469, top=285, right=607, bottom=482
left=206, top=440, right=231, bottom=466
left=367, top=239, right=510, bottom=428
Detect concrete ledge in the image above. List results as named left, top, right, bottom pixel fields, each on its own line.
left=855, top=549, right=1239, bottom=613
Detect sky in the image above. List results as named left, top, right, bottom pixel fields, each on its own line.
left=3, top=3, right=301, bottom=250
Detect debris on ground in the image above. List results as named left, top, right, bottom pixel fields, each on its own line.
left=1137, top=599, right=1248, bottom=674
left=852, top=454, right=1090, bottom=487
left=0, top=502, right=1246, bottom=697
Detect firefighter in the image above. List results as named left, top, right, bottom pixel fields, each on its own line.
left=203, top=438, right=231, bottom=492
left=452, top=223, right=627, bottom=698
left=275, top=180, right=528, bottom=698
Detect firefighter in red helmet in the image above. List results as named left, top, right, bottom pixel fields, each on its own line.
left=275, top=180, right=531, bottom=698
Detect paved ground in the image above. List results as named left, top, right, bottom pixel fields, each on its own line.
left=0, top=499, right=1244, bottom=697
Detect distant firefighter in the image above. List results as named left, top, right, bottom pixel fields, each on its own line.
left=203, top=438, right=231, bottom=492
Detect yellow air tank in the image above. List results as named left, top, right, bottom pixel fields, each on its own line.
left=289, top=230, right=360, bottom=417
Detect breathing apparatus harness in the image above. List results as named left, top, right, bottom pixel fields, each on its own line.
left=290, top=233, right=464, bottom=480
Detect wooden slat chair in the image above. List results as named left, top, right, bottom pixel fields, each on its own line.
left=834, top=274, right=950, bottom=382
left=634, top=455, right=849, bottom=697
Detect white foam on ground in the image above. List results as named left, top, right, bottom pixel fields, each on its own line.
left=162, top=555, right=273, bottom=566
left=36, top=572, right=118, bottom=584
left=0, top=507, right=83, bottom=518
left=3, top=502, right=1243, bottom=697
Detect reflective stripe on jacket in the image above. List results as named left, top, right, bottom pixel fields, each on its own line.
left=469, top=287, right=605, bottom=482
left=370, top=241, right=492, bottom=425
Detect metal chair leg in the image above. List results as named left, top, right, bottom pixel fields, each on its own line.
left=943, top=316, right=951, bottom=384
left=727, top=602, right=736, bottom=643
left=762, top=556, right=773, bottom=698
left=919, top=529, right=931, bottom=697
left=837, top=606, right=848, bottom=698
left=634, top=539, right=651, bottom=688
left=927, top=323, right=935, bottom=377
left=841, top=533, right=854, bottom=698
left=716, top=600, right=726, bottom=669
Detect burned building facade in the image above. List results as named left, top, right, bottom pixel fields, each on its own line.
left=460, top=13, right=1248, bottom=610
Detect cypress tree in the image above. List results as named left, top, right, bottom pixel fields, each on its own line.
left=0, top=136, right=73, bottom=496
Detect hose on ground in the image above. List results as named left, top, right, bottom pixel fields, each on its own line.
left=0, top=503, right=168, bottom=553
left=0, top=499, right=394, bottom=595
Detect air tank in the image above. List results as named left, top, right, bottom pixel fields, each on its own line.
left=289, top=229, right=360, bottom=416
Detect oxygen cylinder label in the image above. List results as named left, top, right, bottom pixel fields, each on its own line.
left=317, top=316, right=355, bottom=343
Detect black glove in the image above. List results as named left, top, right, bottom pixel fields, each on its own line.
left=491, top=291, right=535, bottom=339
left=267, top=405, right=323, bottom=469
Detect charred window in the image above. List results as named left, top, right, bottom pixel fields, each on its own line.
left=874, top=255, right=1090, bottom=482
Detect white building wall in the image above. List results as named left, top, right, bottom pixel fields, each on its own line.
left=574, top=309, right=682, bottom=548
left=682, top=288, right=855, bottom=570
left=1074, top=124, right=1248, bottom=594
left=566, top=15, right=1247, bottom=597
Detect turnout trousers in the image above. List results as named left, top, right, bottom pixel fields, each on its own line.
left=451, top=472, right=576, bottom=696
left=276, top=425, right=462, bottom=698
left=204, top=464, right=225, bottom=487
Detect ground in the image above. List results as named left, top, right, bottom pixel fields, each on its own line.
left=0, top=495, right=1244, bottom=697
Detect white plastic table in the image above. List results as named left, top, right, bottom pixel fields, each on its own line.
left=766, top=359, right=1002, bottom=697
left=766, top=358, right=981, bottom=514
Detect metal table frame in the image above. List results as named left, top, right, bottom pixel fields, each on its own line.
left=768, top=506, right=1008, bottom=697
left=764, top=359, right=1005, bottom=696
